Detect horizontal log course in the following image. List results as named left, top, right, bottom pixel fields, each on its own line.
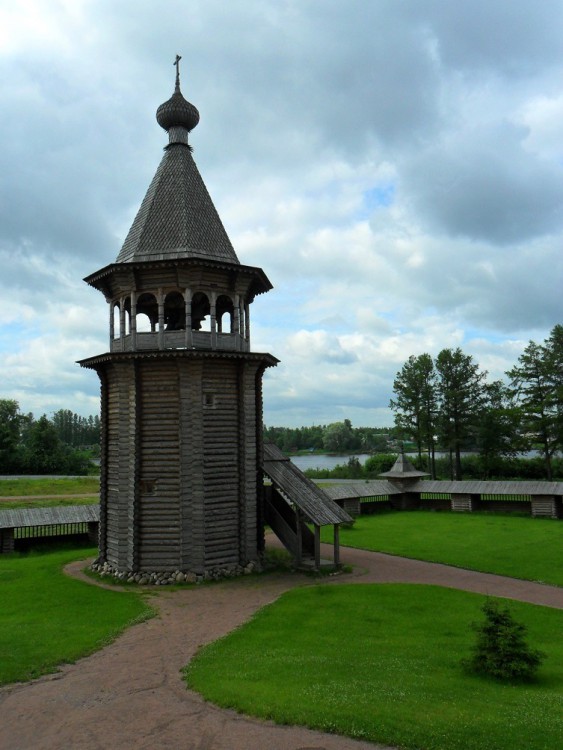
left=91, top=341, right=267, bottom=575
left=137, top=512, right=180, bottom=529
left=203, top=483, right=238, bottom=492
left=202, top=471, right=238, bottom=480
left=139, top=512, right=180, bottom=521
left=204, top=549, right=239, bottom=559
left=205, top=505, right=238, bottom=515
left=205, top=534, right=240, bottom=545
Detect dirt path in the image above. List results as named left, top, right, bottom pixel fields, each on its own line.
left=1, top=542, right=561, bottom=750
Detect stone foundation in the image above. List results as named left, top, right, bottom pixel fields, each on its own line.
left=90, top=558, right=259, bottom=585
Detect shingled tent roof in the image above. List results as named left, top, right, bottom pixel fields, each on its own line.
left=263, top=443, right=352, bottom=526
left=116, top=69, right=239, bottom=266
left=379, top=450, right=429, bottom=480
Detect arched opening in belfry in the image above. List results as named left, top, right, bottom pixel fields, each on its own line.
left=164, top=291, right=185, bottom=331
left=216, top=294, right=234, bottom=333
left=112, top=303, right=120, bottom=339
left=191, top=292, right=210, bottom=331
left=123, top=297, right=131, bottom=335
left=136, top=293, right=158, bottom=332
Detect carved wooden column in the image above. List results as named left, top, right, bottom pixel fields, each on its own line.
left=234, top=295, right=241, bottom=350
left=185, top=288, right=193, bottom=347
left=157, top=289, right=164, bottom=350
left=210, top=291, right=217, bottom=349
left=130, top=291, right=137, bottom=350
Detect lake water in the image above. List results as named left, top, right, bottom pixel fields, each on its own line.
left=290, top=450, right=544, bottom=472
left=290, top=452, right=441, bottom=471
left=290, top=454, right=371, bottom=471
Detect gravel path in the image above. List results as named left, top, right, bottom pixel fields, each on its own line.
left=1, top=540, right=561, bottom=750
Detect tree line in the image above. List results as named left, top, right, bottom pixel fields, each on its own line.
left=263, top=421, right=392, bottom=454
left=0, top=402, right=100, bottom=474
left=2, top=323, right=561, bottom=479
left=303, top=452, right=563, bottom=482
left=390, top=324, right=563, bottom=480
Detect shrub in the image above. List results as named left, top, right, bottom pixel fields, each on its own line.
left=462, top=599, right=545, bottom=682
left=363, top=453, right=397, bottom=477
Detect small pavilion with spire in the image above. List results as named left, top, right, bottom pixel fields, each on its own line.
left=378, top=448, right=429, bottom=510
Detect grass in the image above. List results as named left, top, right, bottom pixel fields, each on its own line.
left=0, top=476, right=99, bottom=508
left=0, top=477, right=99, bottom=497
left=0, top=497, right=98, bottom=509
left=321, top=511, right=563, bottom=586
left=0, top=545, right=153, bottom=685
left=185, top=584, right=563, bottom=750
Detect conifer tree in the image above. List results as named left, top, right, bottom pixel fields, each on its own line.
left=435, top=348, right=486, bottom=480
left=463, top=599, right=545, bottom=682
left=390, top=353, right=438, bottom=477
left=508, top=338, right=558, bottom=480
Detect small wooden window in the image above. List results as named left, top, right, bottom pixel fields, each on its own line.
left=203, top=392, right=216, bottom=408
left=140, top=479, right=157, bottom=495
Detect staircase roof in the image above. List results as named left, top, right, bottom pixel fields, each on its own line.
left=263, top=443, right=352, bottom=526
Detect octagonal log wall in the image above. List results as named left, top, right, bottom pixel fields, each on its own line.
left=96, top=353, right=267, bottom=575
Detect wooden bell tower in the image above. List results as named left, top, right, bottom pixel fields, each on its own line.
left=79, top=60, right=277, bottom=578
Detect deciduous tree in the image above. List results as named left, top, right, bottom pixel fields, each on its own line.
left=22, top=415, right=67, bottom=474
left=323, top=420, right=354, bottom=452
left=0, top=399, right=24, bottom=472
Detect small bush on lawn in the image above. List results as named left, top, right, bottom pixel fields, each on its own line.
left=462, top=598, right=546, bottom=682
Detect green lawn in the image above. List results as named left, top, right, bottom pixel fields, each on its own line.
left=322, top=512, right=563, bottom=586
left=0, top=477, right=99, bottom=496
left=0, top=546, right=153, bottom=685
left=185, top=584, right=563, bottom=750
left=0, top=497, right=98, bottom=510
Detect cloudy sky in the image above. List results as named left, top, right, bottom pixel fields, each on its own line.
left=1, top=0, right=563, bottom=428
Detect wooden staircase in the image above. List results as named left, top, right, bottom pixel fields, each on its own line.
left=264, top=486, right=316, bottom=565
left=261, top=444, right=352, bottom=570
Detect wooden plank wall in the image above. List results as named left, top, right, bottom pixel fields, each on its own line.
left=97, top=371, right=108, bottom=560
left=238, top=362, right=262, bottom=563
left=201, top=360, right=241, bottom=568
left=138, top=361, right=181, bottom=571
left=104, top=362, right=137, bottom=571
left=97, top=353, right=265, bottom=574
left=180, top=360, right=204, bottom=572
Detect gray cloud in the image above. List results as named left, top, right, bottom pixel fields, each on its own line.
left=402, top=124, right=563, bottom=244
left=1, top=0, right=562, bottom=425
left=408, top=1, right=563, bottom=73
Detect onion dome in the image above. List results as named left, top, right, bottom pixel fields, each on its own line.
left=156, top=55, right=200, bottom=133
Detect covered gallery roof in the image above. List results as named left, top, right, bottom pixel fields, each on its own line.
left=0, top=504, right=99, bottom=530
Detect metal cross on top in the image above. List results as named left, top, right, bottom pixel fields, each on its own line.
left=174, top=54, right=182, bottom=90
